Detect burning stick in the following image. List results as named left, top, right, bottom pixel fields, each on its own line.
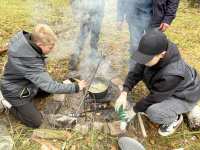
left=138, top=113, right=147, bottom=138
left=74, top=56, right=105, bottom=120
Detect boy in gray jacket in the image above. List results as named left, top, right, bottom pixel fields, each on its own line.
left=0, top=24, right=87, bottom=128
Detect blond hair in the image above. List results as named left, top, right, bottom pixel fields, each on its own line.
left=32, top=24, right=57, bottom=45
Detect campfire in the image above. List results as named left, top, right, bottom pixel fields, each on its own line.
left=40, top=73, right=127, bottom=136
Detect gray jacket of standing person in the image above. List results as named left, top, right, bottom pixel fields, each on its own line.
left=0, top=31, right=79, bottom=106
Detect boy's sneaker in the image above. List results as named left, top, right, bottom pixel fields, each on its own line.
left=158, top=114, right=183, bottom=136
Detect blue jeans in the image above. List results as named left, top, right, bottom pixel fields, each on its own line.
left=74, top=13, right=103, bottom=57
left=126, top=0, right=152, bottom=70
left=127, top=14, right=152, bottom=70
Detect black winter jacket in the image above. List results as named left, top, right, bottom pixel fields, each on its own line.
left=123, top=41, right=200, bottom=112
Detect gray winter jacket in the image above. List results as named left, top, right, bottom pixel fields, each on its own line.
left=0, top=31, right=79, bottom=106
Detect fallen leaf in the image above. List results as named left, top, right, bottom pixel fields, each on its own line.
left=111, top=144, right=117, bottom=150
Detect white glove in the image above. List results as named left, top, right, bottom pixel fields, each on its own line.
left=115, top=91, right=128, bottom=111
left=124, top=108, right=136, bottom=122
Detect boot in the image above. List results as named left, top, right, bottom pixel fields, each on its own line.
left=68, top=54, right=80, bottom=71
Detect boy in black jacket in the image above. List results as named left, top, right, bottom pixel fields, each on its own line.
left=115, top=30, right=200, bottom=136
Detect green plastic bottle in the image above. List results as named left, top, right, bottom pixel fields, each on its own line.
left=117, top=105, right=128, bottom=131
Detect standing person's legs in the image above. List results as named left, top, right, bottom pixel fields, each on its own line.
left=127, top=22, right=145, bottom=70
left=90, top=14, right=103, bottom=57
left=128, top=23, right=145, bottom=55
left=75, top=23, right=91, bottom=56
left=69, top=22, right=91, bottom=70
left=127, top=14, right=152, bottom=70
left=10, top=102, right=42, bottom=128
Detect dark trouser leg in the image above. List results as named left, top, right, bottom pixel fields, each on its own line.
left=69, top=23, right=91, bottom=70
left=127, top=15, right=151, bottom=70
left=127, top=22, right=146, bottom=70
left=75, top=22, right=91, bottom=56
left=146, top=97, right=196, bottom=125
left=90, top=15, right=103, bottom=58
left=10, top=102, right=42, bottom=128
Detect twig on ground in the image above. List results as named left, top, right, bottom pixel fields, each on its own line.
left=138, top=113, right=147, bottom=138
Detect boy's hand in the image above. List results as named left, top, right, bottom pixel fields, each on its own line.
left=63, top=79, right=72, bottom=84
left=115, top=91, right=128, bottom=111
left=124, top=108, right=136, bottom=122
left=77, top=80, right=88, bottom=91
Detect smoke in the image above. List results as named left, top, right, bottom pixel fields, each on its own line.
left=28, top=0, right=153, bottom=80
left=29, top=0, right=79, bottom=60
left=78, top=54, right=118, bottom=81
left=69, top=0, right=120, bottom=80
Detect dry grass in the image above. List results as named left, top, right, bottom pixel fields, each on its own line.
left=1, top=0, right=200, bottom=149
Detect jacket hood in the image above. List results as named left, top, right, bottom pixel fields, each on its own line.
left=151, top=41, right=181, bottom=69
left=8, top=31, right=43, bottom=58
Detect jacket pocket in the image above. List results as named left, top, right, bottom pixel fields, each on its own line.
left=19, top=85, right=38, bottom=101
left=19, top=87, right=31, bottom=99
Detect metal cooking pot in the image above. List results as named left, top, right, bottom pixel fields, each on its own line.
left=88, top=77, right=110, bottom=99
